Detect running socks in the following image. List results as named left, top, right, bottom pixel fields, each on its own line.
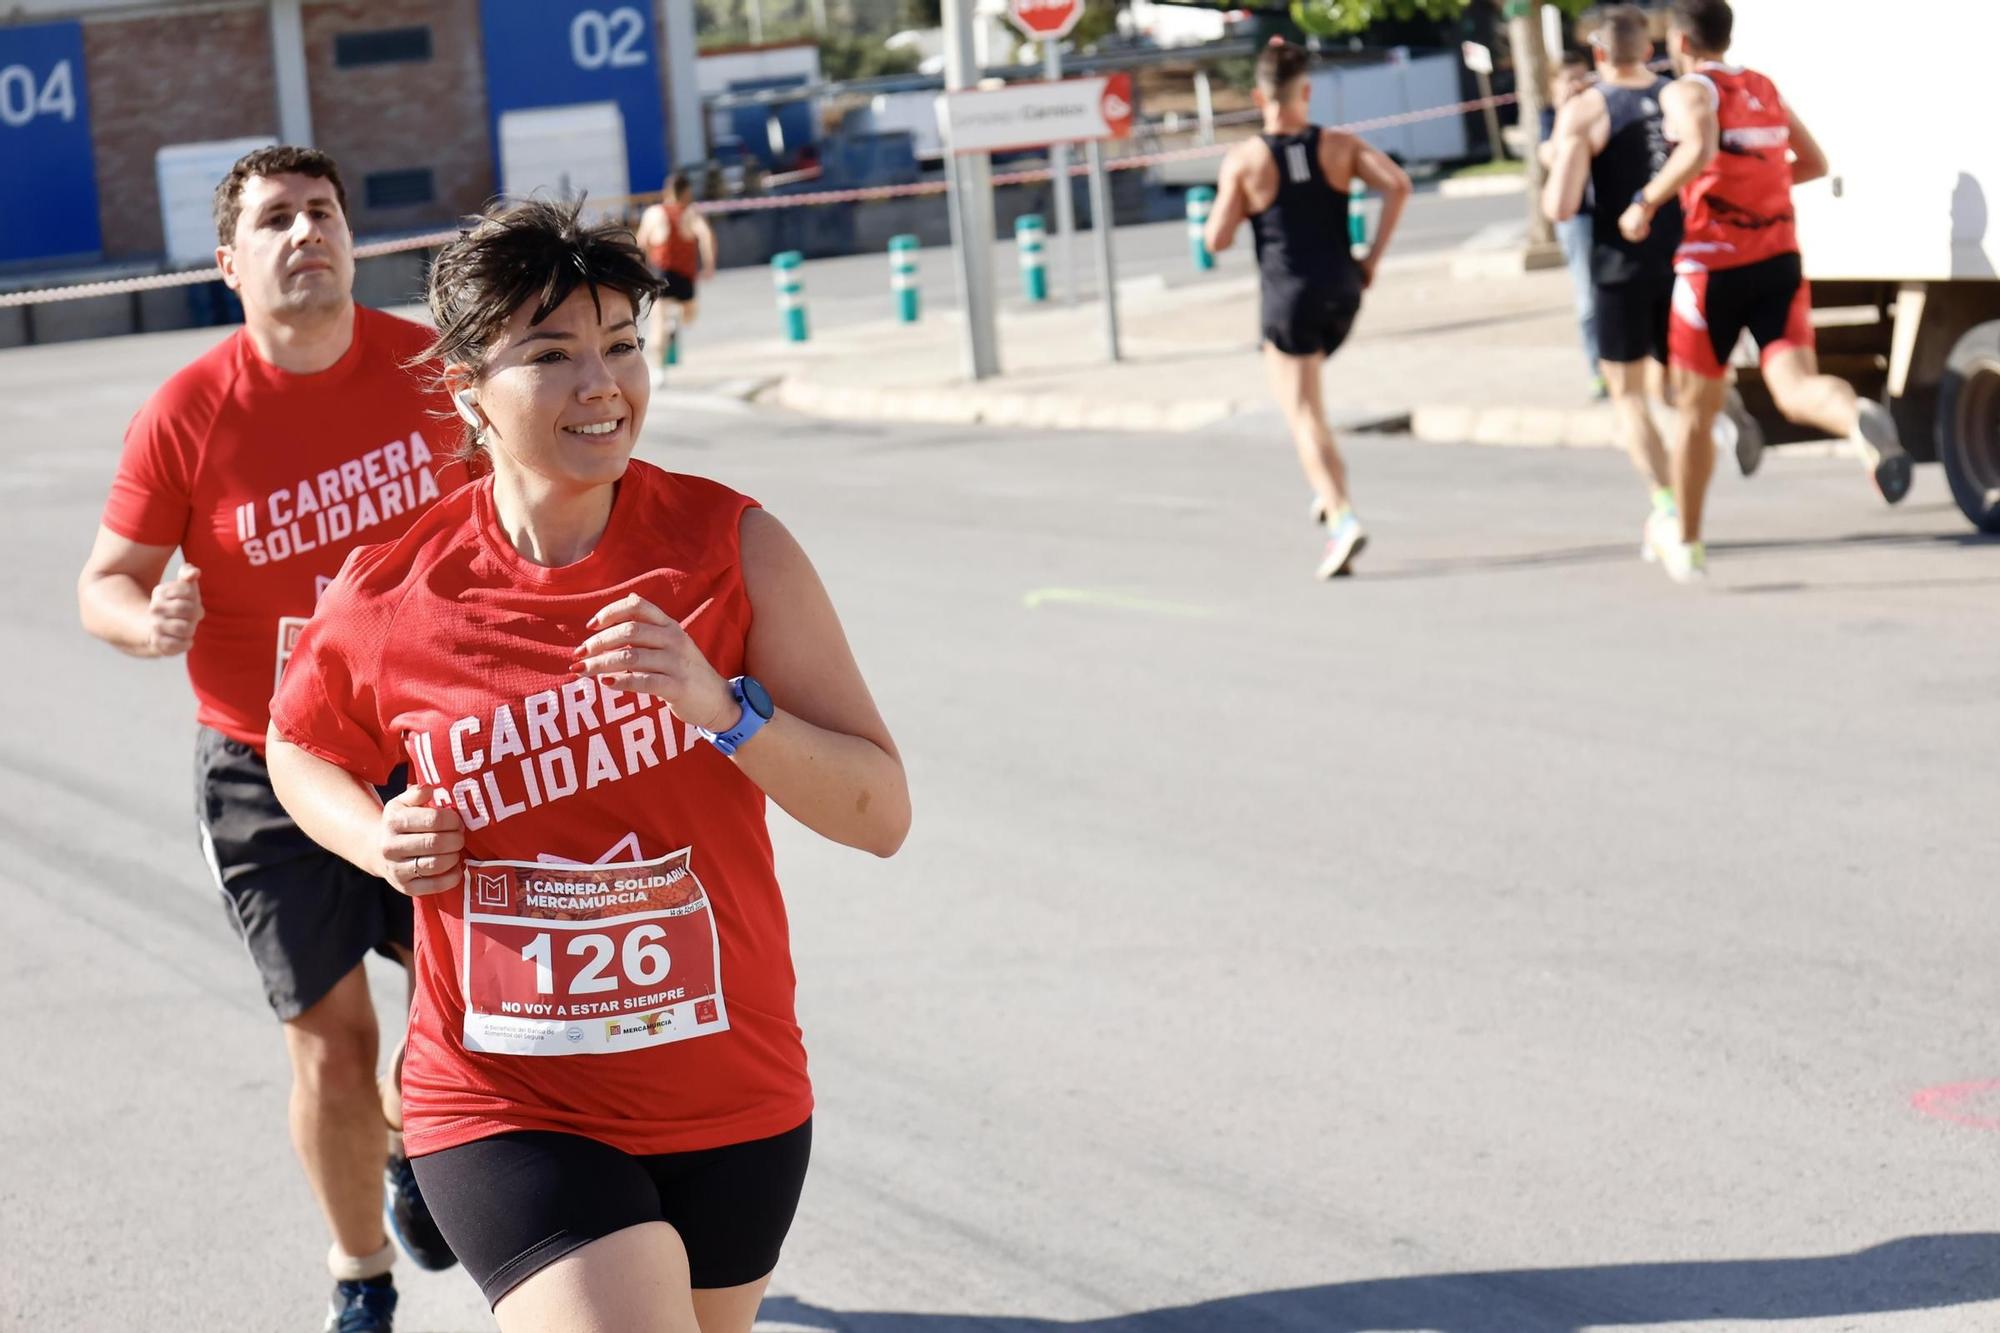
left=1650, top=486, right=1676, bottom=517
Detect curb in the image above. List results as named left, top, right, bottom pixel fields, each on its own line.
left=769, top=375, right=1243, bottom=433
left=1410, top=404, right=1617, bottom=449
left=1437, top=173, right=1527, bottom=199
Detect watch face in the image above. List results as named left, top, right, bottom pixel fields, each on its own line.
left=740, top=676, right=775, bottom=720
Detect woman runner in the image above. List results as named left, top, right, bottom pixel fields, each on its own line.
left=265, top=197, right=910, bottom=1333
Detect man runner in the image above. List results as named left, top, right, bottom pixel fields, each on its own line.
left=1544, top=4, right=1682, bottom=558
left=77, top=147, right=454, bottom=1331
left=1621, top=0, right=1912, bottom=582
left=636, top=171, right=717, bottom=386
left=1205, top=36, right=1411, bottom=578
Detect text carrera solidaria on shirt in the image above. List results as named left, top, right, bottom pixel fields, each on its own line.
left=408, top=675, right=713, bottom=832
left=233, top=432, right=442, bottom=566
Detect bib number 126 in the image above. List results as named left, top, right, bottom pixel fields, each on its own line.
left=520, top=926, right=671, bottom=995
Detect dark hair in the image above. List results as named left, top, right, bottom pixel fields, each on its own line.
left=1559, top=47, right=1593, bottom=73
left=1595, top=4, right=1651, bottom=64
left=417, top=198, right=659, bottom=454
left=668, top=170, right=693, bottom=200
left=1669, top=0, right=1732, bottom=54
left=1256, top=36, right=1310, bottom=96
left=213, top=145, right=348, bottom=246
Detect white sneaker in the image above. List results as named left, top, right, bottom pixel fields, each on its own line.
left=1854, top=399, right=1912, bottom=504
left=1641, top=507, right=1675, bottom=562
left=1316, top=511, right=1368, bottom=579
left=1658, top=538, right=1707, bottom=584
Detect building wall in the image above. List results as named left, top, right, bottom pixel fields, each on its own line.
left=301, top=0, right=494, bottom=236
left=83, top=3, right=279, bottom=257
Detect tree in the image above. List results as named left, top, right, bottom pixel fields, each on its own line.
left=1288, top=0, right=1589, bottom=38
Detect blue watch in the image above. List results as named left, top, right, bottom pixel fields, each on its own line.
left=700, top=676, right=774, bottom=756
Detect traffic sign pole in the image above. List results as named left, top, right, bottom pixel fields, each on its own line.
left=1086, top=137, right=1119, bottom=363
left=944, top=0, right=1000, bottom=380
left=1044, top=39, right=1078, bottom=306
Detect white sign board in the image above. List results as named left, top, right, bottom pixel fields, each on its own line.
left=158, top=136, right=276, bottom=265
left=1461, top=41, right=1493, bottom=75
left=937, top=73, right=1133, bottom=156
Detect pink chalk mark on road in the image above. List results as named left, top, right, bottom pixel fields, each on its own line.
left=1910, top=1080, right=2000, bottom=1131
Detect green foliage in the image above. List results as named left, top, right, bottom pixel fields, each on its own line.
left=1288, top=0, right=1588, bottom=39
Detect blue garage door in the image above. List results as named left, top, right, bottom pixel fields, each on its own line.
left=479, top=0, right=669, bottom=203
left=0, top=20, right=101, bottom=265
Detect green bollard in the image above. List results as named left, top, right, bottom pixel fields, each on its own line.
left=888, top=234, right=920, bottom=324
left=1348, top=185, right=1368, bottom=256
left=1186, top=186, right=1215, bottom=271
left=771, top=250, right=808, bottom=342
left=1015, top=214, right=1048, bottom=303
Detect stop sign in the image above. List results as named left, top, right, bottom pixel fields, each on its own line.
left=1007, top=0, right=1083, bottom=40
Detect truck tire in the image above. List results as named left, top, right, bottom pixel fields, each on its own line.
left=1937, top=320, right=2000, bottom=533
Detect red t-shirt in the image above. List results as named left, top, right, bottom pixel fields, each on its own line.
left=268, top=460, right=811, bottom=1158
left=1674, top=64, right=1799, bottom=272
left=100, top=306, right=448, bottom=748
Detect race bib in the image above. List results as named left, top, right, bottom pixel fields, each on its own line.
left=460, top=847, right=729, bottom=1056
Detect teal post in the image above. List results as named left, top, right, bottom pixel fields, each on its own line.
left=772, top=250, right=808, bottom=342
left=1186, top=186, right=1215, bottom=271
left=889, top=234, right=920, bottom=323
left=1348, top=185, right=1368, bottom=256
left=1015, top=214, right=1048, bottom=303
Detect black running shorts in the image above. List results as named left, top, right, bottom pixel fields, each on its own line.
left=1261, top=279, right=1360, bottom=358
left=658, top=270, right=697, bottom=303
left=196, top=727, right=413, bottom=1020
left=411, top=1119, right=813, bottom=1307
left=1594, top=268, right=1672, bottom=366
left=1669, top=251, right=1814, bottom=380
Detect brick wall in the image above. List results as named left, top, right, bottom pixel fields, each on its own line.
left=84, top=4, right=278, bottom=257
left=303, top=0, right=493, bottom=236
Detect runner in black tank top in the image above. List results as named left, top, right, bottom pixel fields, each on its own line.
left=1203, top=39, right=1411, bottom=579
left=1542, top=6, right=1684, bottom=566
left=1252, top=126, right=1364, bottom=358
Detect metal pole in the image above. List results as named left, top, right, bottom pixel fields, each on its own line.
left=944, top=0, right=1001, bottom=379
left=1045, top=40, right=1078, bottom=306
left=1476, top=68, right=1503, bottom=162
left=663, top=0, right=705, bottom=174
left=1194, top=67, right=1215, bottom=146
left=1086, top=138, right=1119, bottom=363
left=748, top=0, right=764, bottom=44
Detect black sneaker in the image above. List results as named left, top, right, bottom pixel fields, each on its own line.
left=385, top=1152, right=458, bottom=1272
left=324, top=1276, right=397, bottom=1332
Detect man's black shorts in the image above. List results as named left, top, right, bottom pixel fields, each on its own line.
left=196, top=727, right=412, bottom=1020
left=412, top=1118, right=812, bottom=1307
left=657, top=270, right=697, bottom=303
left=1261, top=279, right=1360, bottom=358
left=1594, top=268, right=1673, bottom=366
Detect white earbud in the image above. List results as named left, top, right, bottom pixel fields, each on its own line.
left=452, top=388, right=482, bottom=430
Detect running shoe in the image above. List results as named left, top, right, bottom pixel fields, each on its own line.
left=1590, top=375, right=1609, bottom=401
left=1641, top=506, right=1676, bottom=562
left=385, top=1152, right=457, bottom=1272
left=1657, top=538, right=1707, bottom=585
left=1717, top=388, right=1765, bottom=477
left=325, top=1277, right=397, bottom=1333
left=1853, top=399, right=1913, bottom=504
left=1309, top=494, right=1328, bottom=526
left=1316, top=511, right=1368, bottom=579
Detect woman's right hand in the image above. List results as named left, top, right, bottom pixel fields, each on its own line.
left=377, top=785, right=465, bottom=896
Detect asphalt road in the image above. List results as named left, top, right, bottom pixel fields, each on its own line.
left=5, top=238, right=2000, bottom=1333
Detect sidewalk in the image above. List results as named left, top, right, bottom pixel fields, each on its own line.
left=669, top=247, right=1622, bottom=448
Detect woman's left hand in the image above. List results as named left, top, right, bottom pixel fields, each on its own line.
left=573, top=594, right=738, bottom=732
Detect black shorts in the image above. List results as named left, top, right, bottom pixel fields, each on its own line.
left=1594, top=268, right=1672, bottom=366
left=1261, top=280, right=1360, bottom=358
left=411, top=1119, right=812, bottom=1307
left=196, top=727, right=413, bottom=1020
left=1670, top=250, right=1814, bottom=379
left=657, top=269, right=697, bottom=303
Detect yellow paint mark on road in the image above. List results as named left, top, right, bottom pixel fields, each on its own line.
left=1022, top=588, right=1214, bottom=618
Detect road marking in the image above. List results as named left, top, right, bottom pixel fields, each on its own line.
left=1911, top=1080, right=2000, bottom=1131
left=1022, top=588, right=1213, bottom=618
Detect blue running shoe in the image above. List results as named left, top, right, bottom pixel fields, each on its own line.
left=385, top=1152, right=457, bottom=1272
left=325, top=1277, right=397, bottom=1332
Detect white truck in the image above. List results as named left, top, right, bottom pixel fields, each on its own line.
left=1729, top=0, right=2000, bottom=531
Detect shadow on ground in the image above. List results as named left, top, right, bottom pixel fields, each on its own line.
left=761, top=1235, right=2000, bottom=1332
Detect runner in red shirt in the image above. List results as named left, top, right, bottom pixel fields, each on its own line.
left=265, top=198, right=909, bottom=1333
left=635, top=171, right=716, bottom=385
left=77, top=146, right=452, bottom=1331
left=1619, top=0, right=1912, bottom=583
